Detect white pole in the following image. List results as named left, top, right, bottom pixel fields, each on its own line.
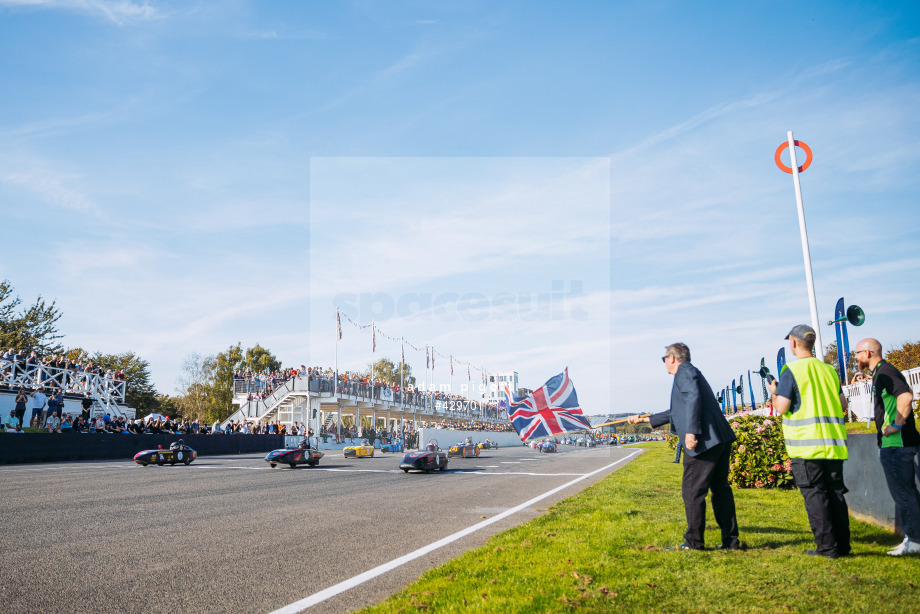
left=335, top=308, right=340, bottom=441
left=787, top=130, right=824, bottom=357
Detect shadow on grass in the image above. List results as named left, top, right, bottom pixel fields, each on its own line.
left=741, top=525, right=802, bottom=534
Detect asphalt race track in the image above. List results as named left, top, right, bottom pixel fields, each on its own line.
left=0, top=443, right=640, bottom=614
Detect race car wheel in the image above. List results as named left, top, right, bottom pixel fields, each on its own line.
left=270, top=463, right=277, bottom=468
left=157, top=461, right=164, bottom=466
left=184, top=458, right=192, bottom=465
left=289, top=463, right=297, bottom=468
left=475, top=448, right=480, bottom=457
left=308, top=461, right=318, bottom=467
left=440, top=465, right=446, bottom=471
left=170, top=462, right=176, bottom=465
left=402, top=469, right=408, bottom=473
left=138, top=462, right=147, bottom=466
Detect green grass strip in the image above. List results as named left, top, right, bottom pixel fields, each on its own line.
left=361, top=443, right=916, bottom=613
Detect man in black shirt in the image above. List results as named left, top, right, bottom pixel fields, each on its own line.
left=855, top=338, right=920, bottom=556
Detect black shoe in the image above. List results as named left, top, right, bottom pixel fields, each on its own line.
left=672, top=460, right=680, bottom=463
left=717, top=542, right=746, bottom=551
left=806, top=549, right=837, bottom=559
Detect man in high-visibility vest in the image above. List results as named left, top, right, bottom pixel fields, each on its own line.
left=769, top=324, right=850, bottom=558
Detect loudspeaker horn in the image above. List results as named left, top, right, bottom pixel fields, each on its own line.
left=846, top=304, right=865, bottom=326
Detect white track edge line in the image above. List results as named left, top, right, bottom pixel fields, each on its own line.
left=268, top=449, right=643, bottom=614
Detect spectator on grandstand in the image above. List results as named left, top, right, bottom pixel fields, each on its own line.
left=14, top=387, right=27, bottom=428
left=72, top=415, right=86, bottom=432
left=46, top=411, right=61, bottom=433
left=60, top=414, right=74, bottom=433
left=5, top=409, right=17, bottom=431
left=30, top=387, right=47, bottom=428
left=80, top=394, right=92, bottom=423
left=212, top=420, right=222, bottom=434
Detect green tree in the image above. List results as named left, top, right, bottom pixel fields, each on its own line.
left=0, top=279, right=64, bottom=355
left=176, top=352, right=215, bottom=420
left=822, top=342, right=857, bottom=382
left=243, top=343, right=281, bottom=374
left=886, top=340, right=920, bottom=371
left=207, top=343, right=245, bottom=423
left=366, top=357, right=416, bottom=387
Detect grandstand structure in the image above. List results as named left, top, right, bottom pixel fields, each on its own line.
left=0, top=358, right=131, bottom=418
left=223, top=374, right=507, bottom=436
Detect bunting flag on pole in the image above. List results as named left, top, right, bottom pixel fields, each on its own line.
left=337, top=309, right=342, bottom=340
left=467, top=364, right=470, bottom=381
left=426, top=345, right=429, bottom=369
left=372, top=324, right=376, bottom=353
left=432, top=349, right=435, bottom=369
left=401, top=344, right=405, bottom=366
left=505, top=368, right=590, bottom=442
left=450, top=355, right=453, bottom=376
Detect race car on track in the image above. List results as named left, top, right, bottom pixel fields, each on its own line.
left=343, top=440, right=375, bottom=458
left=380, top=440, right=404, bottom=453
left=477, top=439, right=498, bottom=450
left=265, top=439, right=324, bottom=468
left=538, top=440, right=557, bottom=453
left=134, top=441, right=197, bottom=466
left=448, top=440, right=480, bottom=458
left=399, top=439, right=448, bottom=473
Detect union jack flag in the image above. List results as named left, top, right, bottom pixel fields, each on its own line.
left=506, top=368, right=590, bottom=442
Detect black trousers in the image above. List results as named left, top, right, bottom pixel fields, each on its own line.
left=790, top=458, right=850, bottom=556
left=681, top=442, right=739, bottom=549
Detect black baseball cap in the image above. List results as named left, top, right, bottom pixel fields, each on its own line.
left=785, top=324, right=816, bottom=341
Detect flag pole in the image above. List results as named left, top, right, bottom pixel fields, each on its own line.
left=786, top=130, right=824, bottom=357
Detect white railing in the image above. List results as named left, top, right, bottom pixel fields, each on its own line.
left=0, top=358, right=127, bottom=416
left=904, top=366, right=920, bottom=400
left=843, top=381, right=873, bottom=422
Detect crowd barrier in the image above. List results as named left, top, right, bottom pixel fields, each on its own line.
left=841, top=433, right=920, bottom=534
left=0, top=433, right=285, bottom=464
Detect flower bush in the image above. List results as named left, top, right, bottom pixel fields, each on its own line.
left=728, top=415, right=794, bottom=489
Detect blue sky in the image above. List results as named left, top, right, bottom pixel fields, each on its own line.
left=1, top=1, right=918, bottom=413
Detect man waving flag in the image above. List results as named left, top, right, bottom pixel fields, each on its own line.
left=506, top=368, right=591, bottom=442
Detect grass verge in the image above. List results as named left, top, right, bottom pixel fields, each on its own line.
left=360, top=443, right=914, bottom=613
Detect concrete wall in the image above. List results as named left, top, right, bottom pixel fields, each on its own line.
left=0, top=433, right=285, bottom=464
left=417, top=428, right=523, bottom=448
left=843, top=433, right=910, bottom=532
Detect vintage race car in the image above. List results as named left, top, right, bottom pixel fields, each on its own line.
left=134, top=443, right=197, bottom=466
left=400, top=439, right=448, bottom=473
left=265, top=440, right=324, bottom=468
left=477, top=439, right=499, bottom=450
left=343, top=440, right=375, bottom=458
left=380, top=440, right=404, bottom=453
left=448, top=441, right=480, bottom=458
left=539, top=440, right=557, bottom=453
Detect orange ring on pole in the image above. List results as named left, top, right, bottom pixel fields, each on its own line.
left=775, top=140, right=813, bottom=174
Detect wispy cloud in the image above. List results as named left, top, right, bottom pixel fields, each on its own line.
left=0, top=0, right=162, bottom=25
left=2, top=170, right=100, bottom=215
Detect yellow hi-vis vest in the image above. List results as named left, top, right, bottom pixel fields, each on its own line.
left=782, top=357, right=848, bottom=460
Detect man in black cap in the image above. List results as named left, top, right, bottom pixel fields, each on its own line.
left=769, top=324, right=850, bottom=558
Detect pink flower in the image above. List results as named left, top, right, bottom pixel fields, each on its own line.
left=784, top=459, right=793, bottom=471
left=771, top=464, right=783, bottom=471
left=764, top=419, right=774, bottom=426
left=731, top=422, right=741, bottom=429
left=742, top=471, right=751, bottom=477
left=755, top=480, right=765, bottom=488
left=755, top=426, right=765, bottom=434
left=768, top=475, right=776, bottom=483
left=768, top=448, right=774, bottom=453
left=737, top=445, right=747, bottom=453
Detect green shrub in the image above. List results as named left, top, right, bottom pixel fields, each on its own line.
left=728, top=414, right=793, bottom=489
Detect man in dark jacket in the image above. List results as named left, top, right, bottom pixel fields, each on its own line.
left=630, top=342, right=741, bottom=550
